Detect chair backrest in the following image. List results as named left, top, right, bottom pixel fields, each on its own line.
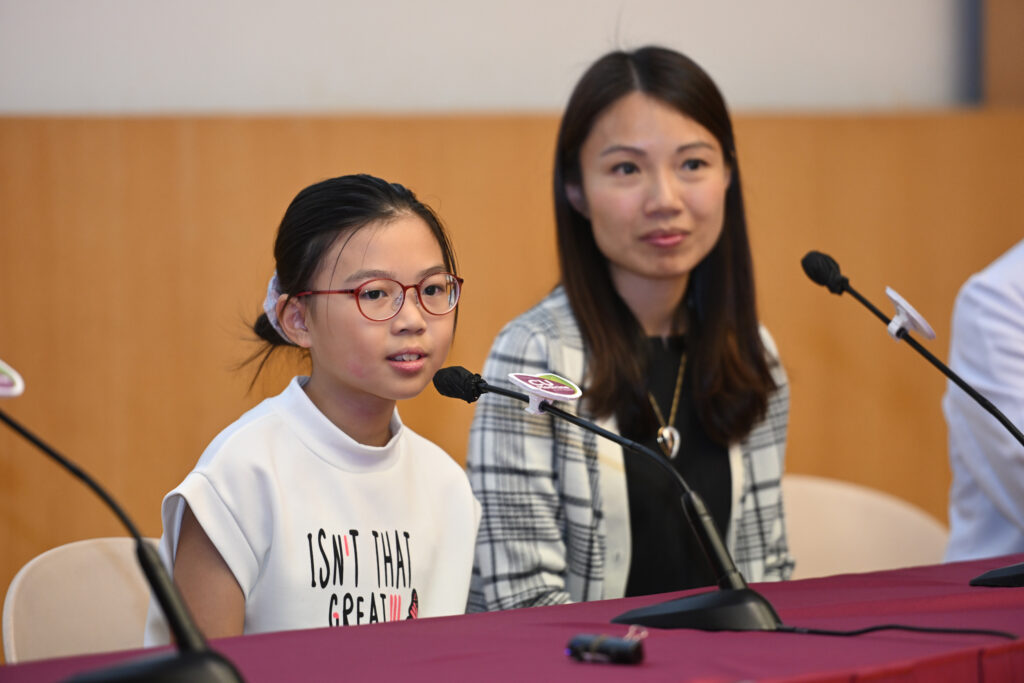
left=782, top=474, right=949, bottom=580
left=2, top=537, right=156, bottom=663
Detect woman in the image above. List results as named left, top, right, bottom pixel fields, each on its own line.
left=466, top=46, right=792, bottom=612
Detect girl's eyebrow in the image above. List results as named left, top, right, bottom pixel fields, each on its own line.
left=344, top=264, right=448, bottom=283
left=346, top=268, right=393, bottom=282
left=599, top=141, right=716, bottom=157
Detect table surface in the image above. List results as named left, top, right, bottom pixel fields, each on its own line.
left=2, top=554, right=1023, bottom=682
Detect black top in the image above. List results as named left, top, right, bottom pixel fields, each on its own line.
left=621, top=336, right=732, bottom=596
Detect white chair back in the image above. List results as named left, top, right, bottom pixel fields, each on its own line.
left=782, top=474, right=949, bottom=579
left=2, top=537, right=155, bottom=663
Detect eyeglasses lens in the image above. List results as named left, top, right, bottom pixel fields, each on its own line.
left=356, top=274, right=460, bottom=321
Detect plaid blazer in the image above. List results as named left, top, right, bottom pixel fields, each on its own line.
left=466, top=286, right=793, bottom=612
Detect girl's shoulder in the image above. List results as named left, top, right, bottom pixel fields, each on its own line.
left=400, top=427, right=460, bottom=470
left=397, top=426, right=475, bottom=495
left=193, top=381, right=298, bottom=468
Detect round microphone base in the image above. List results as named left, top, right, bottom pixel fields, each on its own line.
left=970, top=561, right=1024, bottom=587
left=611, top=587, right=781, bottom=631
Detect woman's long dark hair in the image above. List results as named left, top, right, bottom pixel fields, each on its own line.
left=553, top=46, right=774, bottom=445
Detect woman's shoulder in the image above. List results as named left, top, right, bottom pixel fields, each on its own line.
left=492, top=285, right=582, bottom=352
left=400, top=426, right=453, bottom=461
left=755, top=324, right=788, bottom=395
left=757, top=324, right=781, bottom=362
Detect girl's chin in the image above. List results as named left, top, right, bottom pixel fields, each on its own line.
left=382, top=379, right=434, bottom=403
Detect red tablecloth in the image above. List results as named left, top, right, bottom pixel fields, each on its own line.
left=3, top=554, right=1023, bottom=682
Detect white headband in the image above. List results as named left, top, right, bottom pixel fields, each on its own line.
left=262, top=272, right=293, bottom=344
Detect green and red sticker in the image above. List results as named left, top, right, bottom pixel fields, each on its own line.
left=509, top=372, right=581, bottom=413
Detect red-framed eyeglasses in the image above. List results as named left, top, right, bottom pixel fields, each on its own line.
left=294, top=272, right=463, bottom=322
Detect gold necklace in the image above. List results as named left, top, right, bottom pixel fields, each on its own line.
left=648, top=353, right=685, bottom=459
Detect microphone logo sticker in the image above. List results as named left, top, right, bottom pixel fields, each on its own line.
left=509, top=372, right=582, bottom=414
left=0, top=359, right=25, bottom=398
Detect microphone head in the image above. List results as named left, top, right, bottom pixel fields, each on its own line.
left=801, top=251, right=848, bottom=294
left=432, top=366, right=484, bottom=403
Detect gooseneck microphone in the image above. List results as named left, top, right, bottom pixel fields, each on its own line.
left=433, top=366, right=781, bottom=631
left=802, top=250, right=1024, bottom=587
left=801, top=250, right=1024, bottom=450
left=431, top=366, right=487, bottom=403
left=802, top=251, right=892, bottom=325
left=801, top=251, right=848, bottom=295
left=0, top=362, right=243, bottom=682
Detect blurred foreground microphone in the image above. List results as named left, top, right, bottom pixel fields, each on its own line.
left=0, top=358, right=243, bottom=682
left=801, top=251, right=1024, bottom=587
left=433, top=366, right=781, bottom=631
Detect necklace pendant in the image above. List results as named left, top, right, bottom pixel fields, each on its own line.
left=656, top=425, right=681, bottom=459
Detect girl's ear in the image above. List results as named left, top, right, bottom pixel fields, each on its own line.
left=277, top=295, right=311, bottom=348
left=565, top=183, right=590, bottom=219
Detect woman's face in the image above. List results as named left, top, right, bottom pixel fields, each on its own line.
left=567, top=91, right=731, bottom=297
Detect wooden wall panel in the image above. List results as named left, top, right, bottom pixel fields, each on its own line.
left=1, top=113, right=1022, bottom=643
left=985, top=0, right=1024, bottom=105
left=738, top=112, right=1024, bottom=520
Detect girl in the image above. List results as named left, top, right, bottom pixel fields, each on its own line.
left=467, top=47, right=792, bottom=611
left=145, top=174, right=479, bottom=642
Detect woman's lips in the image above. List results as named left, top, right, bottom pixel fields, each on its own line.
left=642, top=230, right=687, bottom=248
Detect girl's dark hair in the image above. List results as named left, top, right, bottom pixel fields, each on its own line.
left=553, top=46, right=774, bottom=445
left=250, top=173, right=457, bottom=378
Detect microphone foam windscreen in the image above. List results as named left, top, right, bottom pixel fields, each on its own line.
left=801, top=251, right=846, bottom=294
left=432, top=367, right=481, bottom=403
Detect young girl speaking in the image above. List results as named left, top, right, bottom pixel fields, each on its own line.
left=145, top=174, right=479, bottom=642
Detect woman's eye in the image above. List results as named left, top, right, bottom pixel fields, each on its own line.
left=360, top=289, right=387, bottom=301
left=422, top=285, right=441, bottom=296
left=611, top=161, right=639, bottom=175
left=682, top=158, right=707, bottom=171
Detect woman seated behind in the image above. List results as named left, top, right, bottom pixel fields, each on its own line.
left=467, top=46, right=793, bottom=611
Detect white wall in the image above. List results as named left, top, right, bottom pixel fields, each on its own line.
left=0, top=0, right=979, bottom=114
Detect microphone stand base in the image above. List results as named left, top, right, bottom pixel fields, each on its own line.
left=611, top=587, right=781, bottom=631
left=970, top=561, right=1024, bottom=588
left=66, top=649, right=244, bottom=683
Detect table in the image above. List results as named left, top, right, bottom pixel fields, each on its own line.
left=2, top=554, right=1023, bottom=682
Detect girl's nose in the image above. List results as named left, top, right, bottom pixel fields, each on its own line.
left=391, top=286, right=427, bottom=332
